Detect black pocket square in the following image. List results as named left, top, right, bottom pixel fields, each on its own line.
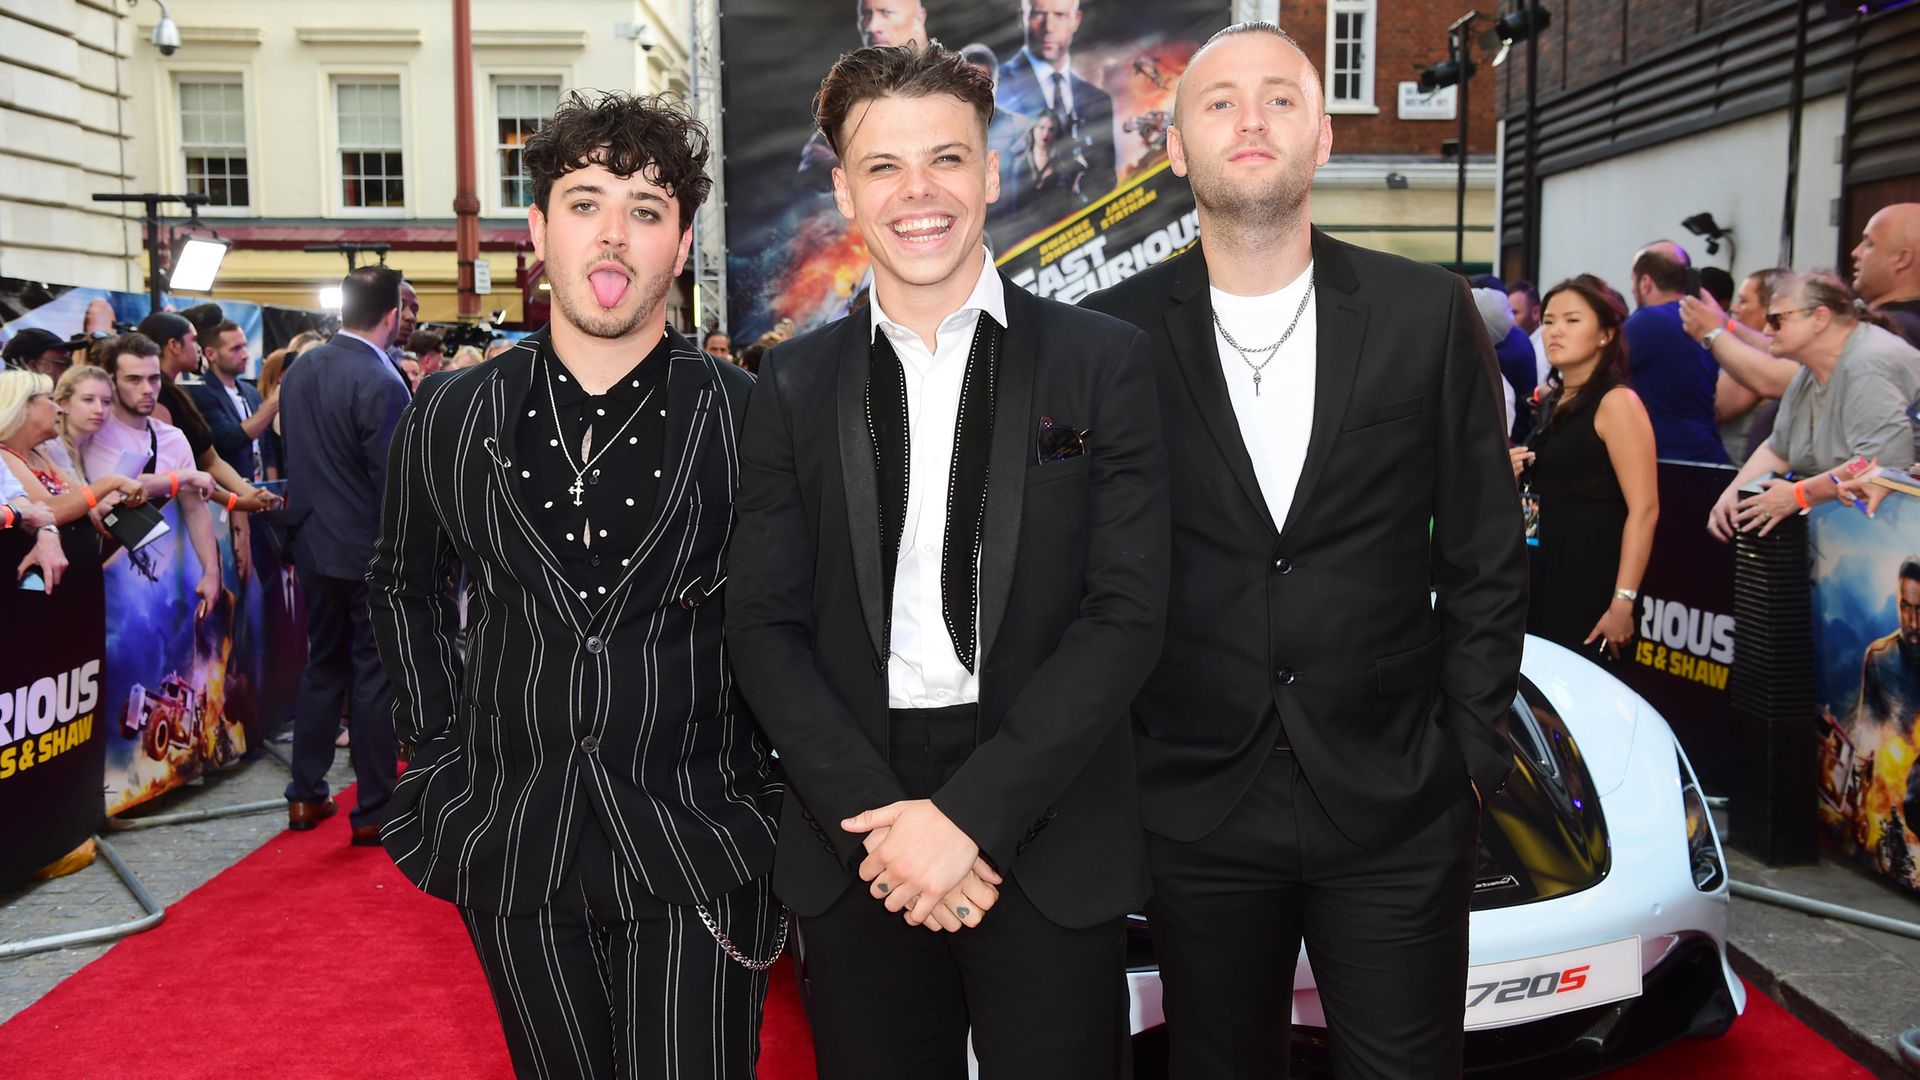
left=1037, top=416, right=1092, bottom=463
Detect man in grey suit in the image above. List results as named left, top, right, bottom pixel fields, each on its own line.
left=278, top=265, right=412, bottom=844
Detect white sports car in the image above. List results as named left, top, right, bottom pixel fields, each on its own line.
left=1126, top=635, right=1746, bottom=1078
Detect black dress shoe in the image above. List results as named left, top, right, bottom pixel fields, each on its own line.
left=287, top=796, right=338, bottom=831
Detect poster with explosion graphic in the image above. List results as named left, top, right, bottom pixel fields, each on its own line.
left=718, top=0, right=1224, bottom=341
left=101, top=498, right=259, bottom=814
left=1812, top=493, right=1920, bottom=894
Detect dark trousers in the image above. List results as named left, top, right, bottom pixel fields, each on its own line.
left=797, top=705, right=1130, bottom=1080
left=462, top=817, right=779, bottom=1080
left=1147, top=749, right=1478, bottom=1080
left=284, top=568, right=396, bottom=828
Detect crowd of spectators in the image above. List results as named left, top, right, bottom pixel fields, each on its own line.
left=1497, top=199, right=1920, bottom=668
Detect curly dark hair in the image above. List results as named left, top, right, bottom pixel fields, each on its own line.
left=813, top=42, right=994, bottom=158
left=522, top=90, right=711, bottom=226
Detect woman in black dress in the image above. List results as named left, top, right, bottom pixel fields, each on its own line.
left=1510, top=275, right=1659, bottom=663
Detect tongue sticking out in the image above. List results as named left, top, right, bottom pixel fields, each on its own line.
left=589, top=269, right=630, bottom=309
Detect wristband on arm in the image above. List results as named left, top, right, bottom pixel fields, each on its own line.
left=167, top=471, right=180, bottom=498
left=81, top=485, right=97, bottom=509
left=1793, top=480, right=1811, bottom=511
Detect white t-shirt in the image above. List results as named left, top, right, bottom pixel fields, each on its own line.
left=1211, top=261, right=1318, bottom=528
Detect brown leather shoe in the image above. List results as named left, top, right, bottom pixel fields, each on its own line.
left=287, top=796, right=337, bottom=831
left=349, top=823, right=383, bottom=847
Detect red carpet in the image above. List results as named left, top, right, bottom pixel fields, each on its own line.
left=0, top=788, right=1867, bottom=1079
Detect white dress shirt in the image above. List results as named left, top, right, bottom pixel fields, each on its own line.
left=871, top=247, right=1007, bottom=709
left=1211, top=261, right=1318, bottom=529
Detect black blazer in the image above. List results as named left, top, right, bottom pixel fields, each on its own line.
left=726, top=278, right=1169, bottom=929
left=1081, top=232, right=1527, bottom=850
left=279, top=336, right=411, bottom=579
left=366, top=328, right=779, bottom=917
left=183, top=373, right=268, bottom=480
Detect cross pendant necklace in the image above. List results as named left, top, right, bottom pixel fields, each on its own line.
left=541, top=353, right=658, bottom=510
left=1212, top=270, right=1316, bottom=398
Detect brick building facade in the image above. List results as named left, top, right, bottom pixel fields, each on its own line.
left=1274, top=0, right=1501, bottom=269
left=1492, top=0, right=1920, bottom=290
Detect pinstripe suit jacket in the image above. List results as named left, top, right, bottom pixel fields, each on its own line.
left=367, top=327, right=779, bottom=917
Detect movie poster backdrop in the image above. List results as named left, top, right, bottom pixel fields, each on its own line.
left=1811, top=493, right=1920, bottom=895
left=0, top=529, right=106, bottom=890
left=1614, top=462, right=1740, bottom=790
left=719, top=0, right=1226, bottom=341
left=100, top=497, right=255, bottom=814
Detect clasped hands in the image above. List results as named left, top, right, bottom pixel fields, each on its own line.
left=842, top=799, right=1002, bottom=934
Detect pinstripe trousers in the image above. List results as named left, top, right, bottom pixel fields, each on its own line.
left=459, top=817, right=779, bottom=1080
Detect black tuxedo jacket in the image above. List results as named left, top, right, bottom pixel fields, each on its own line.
left=996, top=51, right=1116, bottom=194
left=1082, top=231, right=1527, bottom=850
left=726, top=277, right=1169, bottom=929
left=367, top=327, right=779, bottom=917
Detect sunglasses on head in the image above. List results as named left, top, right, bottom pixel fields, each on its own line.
left=1765, top=306, right=1819, bottom=332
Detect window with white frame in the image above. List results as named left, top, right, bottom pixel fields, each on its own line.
left=335, top=80, right=405, bottom=209
left=495, top=80, right=561, bottom=210
left=1327, top=0, right=1376, bottom=110
left=178, top=78, right=249, bottom=208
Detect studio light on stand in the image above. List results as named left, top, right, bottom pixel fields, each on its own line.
left=1481, top=5, right=1551, bottom=68
left=166, top=208, right=227, bottom=293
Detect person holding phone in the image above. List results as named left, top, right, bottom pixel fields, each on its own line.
left=1623, top=241, right=1731, bottom=465
left=1511, top=276, right=1659, bottom=665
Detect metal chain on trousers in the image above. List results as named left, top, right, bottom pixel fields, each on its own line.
left=695, top=902, right=790, bottom=971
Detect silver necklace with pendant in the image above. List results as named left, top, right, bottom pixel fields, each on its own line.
left=542, top=355, right=658, bottom=507
left=1212, top=271, right=1315, bottom=396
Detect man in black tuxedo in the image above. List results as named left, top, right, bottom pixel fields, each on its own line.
left=728, top=42, right=1168, bottom=1080
left=367, top=92, right=780, bottom=1080
left=279, top=265, right=412, bottom=844
left=1083, top=23, right=1527, bottom=1079
left=995, top=0, right=1116, bottom=195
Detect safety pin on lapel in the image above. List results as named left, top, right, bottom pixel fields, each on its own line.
left=678, top=575, right=727, bottom=609
left=482, top=436, right=512, bottom=470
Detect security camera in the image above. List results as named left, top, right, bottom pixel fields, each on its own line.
left=143, top=0, right=181, bottom=56
left=153, top=17, right=180, bottom=55
left=635, top=23, right=657, bottom=52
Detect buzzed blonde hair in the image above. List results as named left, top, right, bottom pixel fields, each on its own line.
left=1173, top=21, right=1325, bottom=125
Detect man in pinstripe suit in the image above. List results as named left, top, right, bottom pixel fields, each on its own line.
left=367, top=92, right=781, bottom=1080
left=729, top=45, right=1169, bottom=1079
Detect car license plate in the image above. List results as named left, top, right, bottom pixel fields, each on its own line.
left=1463, top=936, right=1642, bottom=1030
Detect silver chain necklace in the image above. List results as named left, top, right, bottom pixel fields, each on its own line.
left=1212, top=270, right=1315, bottom=396
left=542, top=354, right=659, bottom=506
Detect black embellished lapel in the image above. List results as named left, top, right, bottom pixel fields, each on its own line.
left=976, top=277, right=1033, bottom=669
left=1277, top=229, right=1367, bottom=543
left=481, top=333, right=588, bottom=630
left=940, top=313, right=1000, bottom=672
left=1164, top=242, right=1279, bottom=535
left=868, top=333, right=910, bottom=631
left=836, top=318, right=889, bottom=662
